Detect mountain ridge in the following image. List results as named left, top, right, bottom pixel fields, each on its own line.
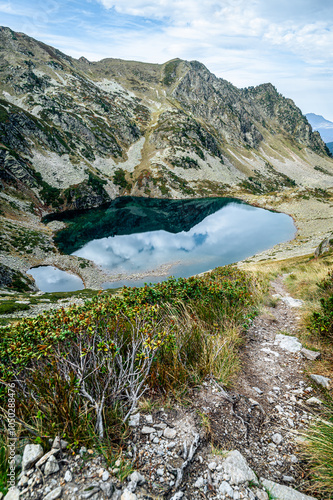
left=0, top=25, right=333, bottom=218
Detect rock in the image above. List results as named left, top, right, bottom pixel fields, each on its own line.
left=22, top=443, right=44, bottom=471
left=145, top=414, right=153, bottom=424
left=4, top=488, right=20, bottom=500
left=120, top=490, right=137, bottom=500
left=314, top=235, right=333, bottom=257
left=35, top=448, right=59, bottom=468
left=170, top=493, right=184, bottom=500
left=272, top=433, right=283, bottom=445
left=194, top=476, right=205, bottom=488
left=280, top=296, right=303, bottom=308
left=163, top=427, right=177, bottom=439
left=17, top=474, right=29, bottom=487
left=253, top=387, right=263, bottom=395
left=274, top=334, right=302, bottom=352
left=102, top=470, right=110, bottom=481
left=79, top=486, right=100, bottom=499
left=301, top=348, right=321, bottom=361
left=261, top=478, right=317, bottom=500
left=306, top=396, right=323, bottom=406
left=219, top=481, right=234, bottom=496
left=141, top=426, right=155, bottom=434
left=52, top=436, right=68, bottom=450
left=254, top=489, right=269, bottom=500
left=100, top=482, right=114, bottom=497
left=221, top=450, right=257, bottom=485
left=44, top=454, right=60, bottom=477
left=128, top=413, right=140, bottom=427
left=310, top=374, right=331, bottom=389
left=64, top=470, right=73, bottom=482
left=208, top=461, right=217, bottom=470
left=43, top=487, right=63, bottom=500
left=283, top=475, right=295, bottom=482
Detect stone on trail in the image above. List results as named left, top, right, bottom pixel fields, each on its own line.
left=274, top=334, right=302, bottom=353
left=310, top=374, right=331, bottom=389
left=300, top=348, right=321, bottom=361
left=280, top=296, right=303, bottom=308
left=43, top=487, right=63, bottom=500
left=221, top=450, right=257, bottom=485
left=261, top=478, right=317, bottom=500
left=44, top=454, right=60, bottom=477
left=22, top=443, right=44, bottom=470
left=4, top=488, right=20, bottom=500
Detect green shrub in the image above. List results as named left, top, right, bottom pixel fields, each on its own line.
left=0, top=267, right=258, bottom=449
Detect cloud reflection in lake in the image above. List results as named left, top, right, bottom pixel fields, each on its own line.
left=73, top=203, right=295, bottom=282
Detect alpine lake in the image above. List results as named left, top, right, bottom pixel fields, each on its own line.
left=28, top=197, right=296, bottom=292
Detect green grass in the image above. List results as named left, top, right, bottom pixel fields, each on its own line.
left=0, top=301, right=30, bottom=315
left=303, top=404, right=333, bottom=499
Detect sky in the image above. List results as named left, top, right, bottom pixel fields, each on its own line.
left=1, top=0, right=333, bottom=121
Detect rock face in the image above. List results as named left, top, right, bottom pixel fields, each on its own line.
left=0, top=25, right=332, bottom=218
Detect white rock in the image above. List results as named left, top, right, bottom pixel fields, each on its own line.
left=280, top=296, right=303, bottom=308
left=22, top=444, right=44, bottom=471
left=254, top=489, right=269, bottom=500
left=170, top=493, right=184, bottom=500
left=145, top=415, right=153, bottom=424
left=141, top=426, right=155, bottom=434
left=52, top=436, right=68, bottom=450
left=283, top=475, right=295, bottom=482
left=194, top=476, right=205, bottom=488
left=128, top=413, right=140, bottom=427
left=221, top=450, right=257, bottom=485
left=274, top=334, right=302, bottom=353
left=272, top=433, right=283, bottom=445
left=219, top=481, right=234, bottom=496
left=208, top=461, right=217, bottom=471
left=102, top=470, right=110, bottom=481
left=261, top=478, right=317, bottom=500
left=310, top=374, right=331, bottom=389
left=4, top=488, right=20, bottom=500
left=129, top=471, right=145, bottom=485
left=64, top=470, right=73, bottom=482
left=44, top=455, right=60, bottom=477
left=301, top=348, right=321, bottom=361
left=253, top=387, right=263, bottom=395
left=43, top=487, right=63, bottom=500
left=121, top=490, right=137, bottom=500
left=163, top=427, right=177, bottom=439
left=307, top=397, right=323, bottom=406
left=156, top=468, right=164, bottom=476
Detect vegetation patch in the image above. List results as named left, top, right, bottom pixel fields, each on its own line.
left=0, top=266, right=258, bottom=449
left=113, top=168, right=132, bottom=191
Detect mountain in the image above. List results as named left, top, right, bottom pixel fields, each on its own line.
left=306, top=113, right=333, bottom=143
left=0, top=25, right=333, bottom=221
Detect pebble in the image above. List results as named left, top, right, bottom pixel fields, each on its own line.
left=163, top=427, right=177, bottom=439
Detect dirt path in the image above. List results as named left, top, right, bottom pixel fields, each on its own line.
left=187, top=276, right=320, bottom=494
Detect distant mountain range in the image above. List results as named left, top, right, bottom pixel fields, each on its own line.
left=306, top=113, right=333, bottom=144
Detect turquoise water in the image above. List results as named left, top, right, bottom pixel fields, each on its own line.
left=34, top=197, right=296, bottom=291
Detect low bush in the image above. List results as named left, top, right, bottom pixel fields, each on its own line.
left=0, top=266, right=258, bottom=450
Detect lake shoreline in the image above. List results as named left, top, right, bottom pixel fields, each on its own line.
left=0, top=189, right=332, bottom=292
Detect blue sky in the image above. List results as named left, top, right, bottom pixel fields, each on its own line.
left=1, top=0, right=333, bottom=121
